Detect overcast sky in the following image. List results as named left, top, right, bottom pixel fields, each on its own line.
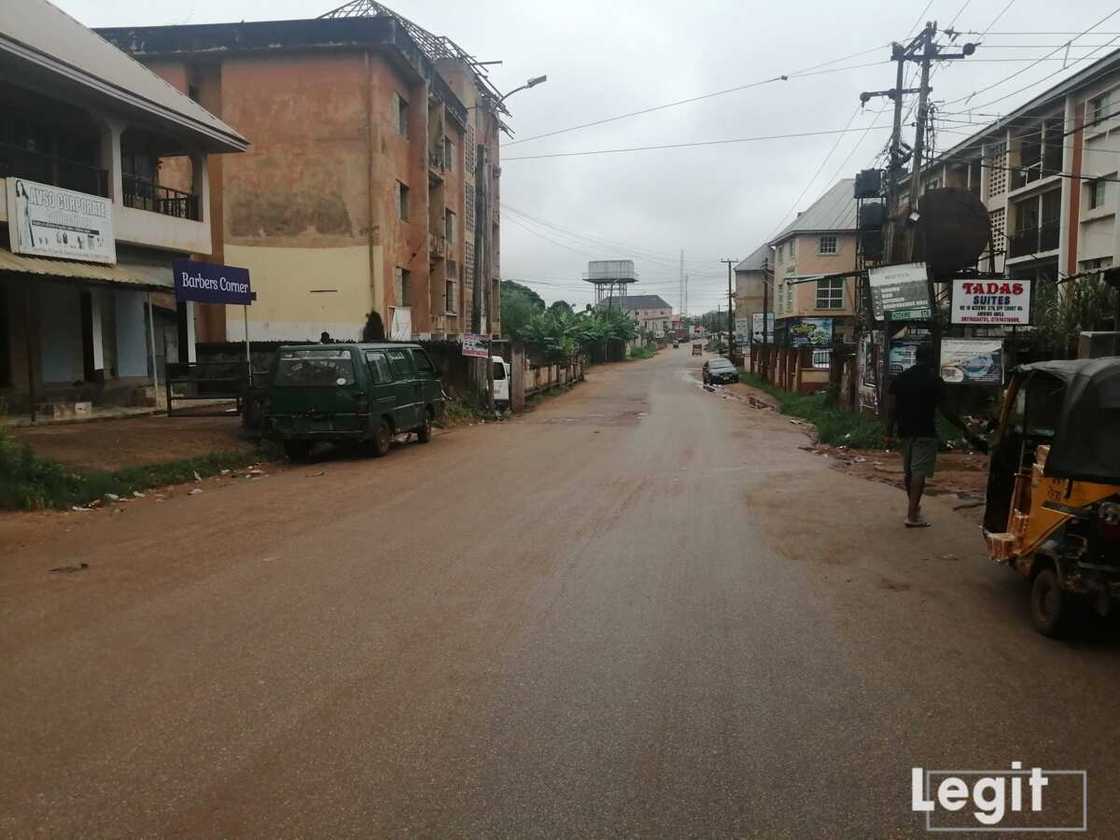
left=58, top=0, right=1120, bottom=313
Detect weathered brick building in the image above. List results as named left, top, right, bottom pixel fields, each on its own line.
left=101, top=8, right=503, bottom=343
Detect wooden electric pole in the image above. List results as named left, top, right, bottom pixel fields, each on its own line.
left=722, top=258, right=738, bottom=358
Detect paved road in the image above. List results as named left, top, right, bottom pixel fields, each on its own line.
left=2, top=349, right=1118, bottom=838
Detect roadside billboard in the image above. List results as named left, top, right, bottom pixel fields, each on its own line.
left=940, top=338, right=1003, bottom=385
left=461, top=333, right=489, bottom=358
left=7, top=177, right=115, bottom=264
left=868, top=262, right=931, bottom=321
left=789, top=317, right=833, bottom=347
left=751, top=312, right=775, bottom=343
left=951, top=279, right=1031, bottom=325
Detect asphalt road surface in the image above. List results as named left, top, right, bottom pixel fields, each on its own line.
left=3, top=349, right=1119, bottom=838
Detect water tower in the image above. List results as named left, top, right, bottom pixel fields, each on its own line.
left=584, top=260, right=638, bottom=310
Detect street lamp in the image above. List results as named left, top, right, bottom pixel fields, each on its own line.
left=500, top=74, right=548, bottom=104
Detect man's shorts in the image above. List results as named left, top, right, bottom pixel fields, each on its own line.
left=902, top=436, right=938, bottom=479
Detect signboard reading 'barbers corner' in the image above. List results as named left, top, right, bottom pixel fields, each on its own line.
left=6, top=178, right=115, bottom=264
left=951, top=278, right=1032, bottom=325
left=173, top=258, right=252, bottom=305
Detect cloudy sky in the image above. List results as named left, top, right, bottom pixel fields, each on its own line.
left=58, top=0, right=1120, bottom=313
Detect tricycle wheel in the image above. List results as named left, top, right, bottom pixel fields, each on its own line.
left=1030, top=567, right=1070, bottom=638
left=283, top=440, right=311, bottom=462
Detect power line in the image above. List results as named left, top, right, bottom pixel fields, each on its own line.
left=500, top=41, right=895, bottom=148
left=942, top=8, right=1120, bottom=107
left=502, top=125, right=893, bottom=162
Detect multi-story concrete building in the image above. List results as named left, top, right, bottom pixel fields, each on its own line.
left=599, top=293, right=673, bottom=336
left=734, top=244, right=772, bottom=341
left=101, top=7, right=503, bottom=343
left=766, top=179, right=859, bottom=347
left=0, top=0, right=247, bottom=415
left=916, top=50, right=1120, bottom=294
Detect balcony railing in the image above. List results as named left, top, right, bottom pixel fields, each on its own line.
left=1007, top=220, right=1060, bottom=258
left=0, top=141, right=108, bottom=197
left=429, top=232, right=447, bottom=258
left=122, top=174, right=200, bottom=220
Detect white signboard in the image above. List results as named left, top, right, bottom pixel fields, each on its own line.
left=868, top=262, right=930, bottom=320
left=751, top=312, right=775, bottom=343
left=461, top=332, right=489, bottom=358
left=940, top=338, right=1004, bottom=385
left=951, top=279, right=1031, bottom=325
left=6, top=178, right=115, bottom=264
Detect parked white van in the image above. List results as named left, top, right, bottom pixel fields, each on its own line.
left=492, top=355, right=511, bottom=409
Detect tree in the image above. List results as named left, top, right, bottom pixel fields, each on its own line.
left=548, top=300, right=573, bottom=317
left=1028, top=274, right=1120, bottom=358
left=361, top=310, right=385, bottom=341
left=500, top=280, right=545, bottom=336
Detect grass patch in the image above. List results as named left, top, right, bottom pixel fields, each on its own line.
left=628, top=345, right=657, bottom=360
left=439, top=397, right=485, bottom=427
left=737, top=372, right=971, bottom=450
left=0, top=426, right=265, bottom=511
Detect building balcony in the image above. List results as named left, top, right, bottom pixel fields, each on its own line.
left=0, top=141, right=109, bottom=197
left=122, top=174, right=199, bottom=220
left=1007, top=221, right=1060, bottom=259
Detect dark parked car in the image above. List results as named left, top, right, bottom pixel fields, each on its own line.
left=702, top=357, right=739, bottom=385
left=265, top=343, right=443, bottom=460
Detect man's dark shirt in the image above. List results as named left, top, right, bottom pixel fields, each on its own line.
left=889, top=363, right=944, bottom=438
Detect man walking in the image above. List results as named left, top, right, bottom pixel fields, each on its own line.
left=885, top=344, right=981, bottom=528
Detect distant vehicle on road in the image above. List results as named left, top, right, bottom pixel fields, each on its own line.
left=702, top=357, right=739, bottom=385
left=691, top=342, right=702, bottom=356
left=672, top=340, right=680, bottom=349
left=265, top=343, right=443, bottom=460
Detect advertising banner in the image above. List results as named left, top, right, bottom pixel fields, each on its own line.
left=173, top=258, right=252, bottom=305
left=940, top=338, right=1003, bottom=385
left=789, top=317, right=833, bottom=347
left=751, top=312, right=775, bottom=343
left=868, top=262, right=931, bottom=321
left=7, top=178, right=115, bottom=264
left=462, top=332, right=489, bottom=358
left=951, top=278, right=1032, bottom=325
left=390, top=307, right=412, bottom=341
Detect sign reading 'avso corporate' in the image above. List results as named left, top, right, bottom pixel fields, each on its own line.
left=6, top=178, right=115, bottom=264
left=173, top=258, right=252, bottom=305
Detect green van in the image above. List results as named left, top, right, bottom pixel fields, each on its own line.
left=264, top=343, right=444, bottom=460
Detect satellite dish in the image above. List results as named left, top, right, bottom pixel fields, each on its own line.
left=915, top=188, right=991, bottom=276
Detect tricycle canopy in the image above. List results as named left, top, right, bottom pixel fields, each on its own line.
left=1015, top=357, right=1120, bottom=485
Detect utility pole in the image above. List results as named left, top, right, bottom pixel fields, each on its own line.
left=907, top=21, right=937, bottom=255
left=762, top=257, right=771, bottom=380
left=721, top=258, right=738, bottom=359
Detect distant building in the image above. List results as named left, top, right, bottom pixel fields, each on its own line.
left=768, top=179, right=858, bottom=347
left=100, top=4, right=504, bottom=342
left=734, top=244, right=772, bottom=342
left=601, top=293, right=674, bottom=336
left=0, top=0, right=248, bottom=415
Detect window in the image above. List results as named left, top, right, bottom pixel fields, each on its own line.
left=816, top=277, right=844, bottom=309
left=785, top=281, right=793, bottom=311
left=818, top=235, right=837, bottom=255
left=492, top=361, right=506, bottom=380
left=788, top=239, right=796, bottom=258
left=386, top=348, right=414, bottom=379
left=1089, top=178, right=1108, bottom=210
left=364, top=351, right=392, bottom=384
left=395, top=93, right=409, bottom=137
left=443, top=137, right=454, bottom=171
left=410, top=349, right=436, bottom=375
left=445, top=279, right=456, bottom=313
left=445, top=209, right=455, bottom=246
left=466, top=124, right=476, bottom=170
left=396, top=182, right=409, bottom=221
left=274, top=349, right=356, bottom=387
left=394, top=267, right=410, bottom=305
left=1091, top=91, right=1112, bottom=125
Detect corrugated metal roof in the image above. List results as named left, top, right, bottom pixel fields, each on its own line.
left=0, top=247, right=172, bottom=291
left=0, top=0, right=248, bottom=153
left=601, top=294, right=672, bottom=311
left=735, top=243, right=772, bottom=272
left=771, top=179, right=857, bottom=243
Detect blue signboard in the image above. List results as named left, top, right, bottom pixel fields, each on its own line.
left=173, top=258, right=252, bottom=305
